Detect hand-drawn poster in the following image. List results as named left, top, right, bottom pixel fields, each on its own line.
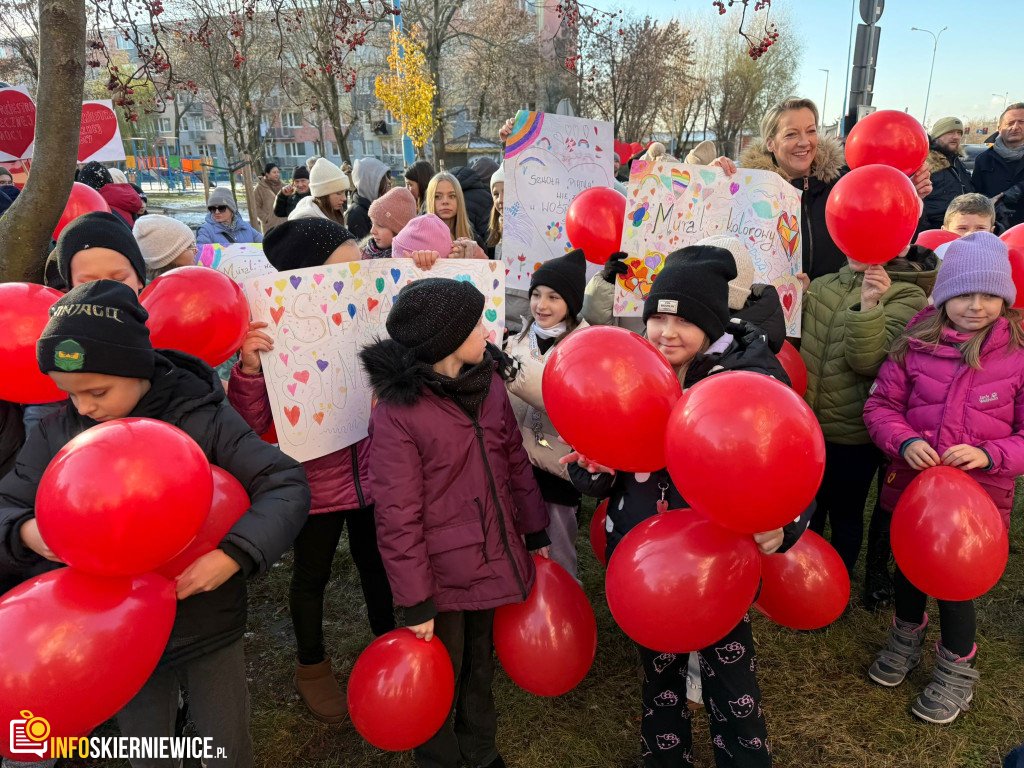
left=244, top=259, right=505, bottom=463
left=501, top=110, right=614, bottom=291
left=195, top=243, right=276, bottom=286
left=613, top=159, right=804, bottom=336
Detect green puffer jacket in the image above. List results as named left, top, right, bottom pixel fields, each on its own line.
left=800, top=246, right=937, bottom=444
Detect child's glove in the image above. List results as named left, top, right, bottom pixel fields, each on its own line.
left=488, top=342, right=521, bottom=382
left=601, top=252, right=629, bottom=284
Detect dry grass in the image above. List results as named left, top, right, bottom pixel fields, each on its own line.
left=69, top=484, right=1024, bottom=767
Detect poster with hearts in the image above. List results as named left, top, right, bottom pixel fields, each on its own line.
left=0, top=86, right=36, bottom=162
left=244, top=258, right=505, bottom=463
left=501, top=110, right=614, bottom=291
left=78, top=100, right=125, bottom=163
left=194, top=243, right=276, bottom=286
left=613, top=159, right=804, bottom=336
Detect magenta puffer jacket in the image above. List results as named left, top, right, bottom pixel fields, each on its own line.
left=864, top=308, right=1024, bottom=524
left=227, top=363, right=372, bottom=514
left=360, top=340, right=549, bottom=620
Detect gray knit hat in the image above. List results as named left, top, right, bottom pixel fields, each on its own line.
left=207, top=187, right=237, bottom=213
left=386, top=278, right=486, bottom=364
left=133, top=214, right=196, bottom=271
left=931, top=231, right=1015, bottom=308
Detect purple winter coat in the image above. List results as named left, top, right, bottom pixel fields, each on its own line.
left=228, top=362, right=372, bottom=514
left=360, top=339, right=549, bottom=620
left=863, top=307, right=1024, bottom=525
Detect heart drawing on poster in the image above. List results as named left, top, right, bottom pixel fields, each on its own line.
left=0, top=89, right=36, bottom=159
left=78, top=103, right=118, bottom=162
left=776, top=212, right=800, bottom=257
left=776, top=275, right=801, bottom=327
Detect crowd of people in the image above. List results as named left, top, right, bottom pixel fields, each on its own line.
left=0, top=97, right=1023, bottom=768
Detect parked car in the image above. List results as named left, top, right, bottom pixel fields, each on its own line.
left=963, top=143, right=989, bottom=173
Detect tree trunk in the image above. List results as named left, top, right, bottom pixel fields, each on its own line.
left=0, top=0, right=86, bottom=284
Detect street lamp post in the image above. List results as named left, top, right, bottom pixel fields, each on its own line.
left=819, top=69, right=830, bottom=128
left=910, top=26, right=947, bottom=127
left=993, top=92, right=1009, bottom=113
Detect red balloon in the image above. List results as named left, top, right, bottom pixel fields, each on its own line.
left=891, top=467, right=1008, bottom=601
left=755, top=530, right=850, bottom=630
left=775, top=340, right=807, bottom=397
left=53, top=182, right=111, bottom=240
left=845, top=110, right=929, bottom=175
left=665, top=371, right=825, bottom=534
left=543, top=325, right=682, bottom=472
left=590, top=500, right=608, bottom=567
left=347, top=629, right=455, bottom=751
left=606, top=509, right=760, bottom=652
left=140, top=266, right=250, bottom=366
left=494, top=556, right=597, bottom=696
left=0, top=569, right=175, bottom=756
left=1002, top=223, right=1024, bottom=250
left=36, top=418, right=213, bottom=576
left=154, top=466, right=250, bottom=580
left=825, top=165, right=920, bottom=264
left=565, top=187, right=627, bottom=265
left=1008, top=247, right=1024, bottom=310
left=915, top=229, right=960, bottom=251
left=0, top=283, right=67, bottom=404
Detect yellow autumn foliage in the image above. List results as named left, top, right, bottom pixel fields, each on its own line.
left=374, top=26, right=437, bottom=150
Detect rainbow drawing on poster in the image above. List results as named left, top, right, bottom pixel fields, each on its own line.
left=244, top=259, right=505, bottom=463
left=194, top=243, right=276, bottom=286
left=501, top=110, right=614, bottom=292
left=613, top=159, right=804, bottom=336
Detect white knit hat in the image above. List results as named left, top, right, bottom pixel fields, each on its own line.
left=490, top=164, right=505, bottom=195
left=133, top=214, right=196, bottom=270
left=108, top=168, right=128, bottom=184
left=696, top=235, right=757, bottom=310
left=309, top=158, right=350, bottom=197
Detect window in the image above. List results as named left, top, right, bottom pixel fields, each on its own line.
left=280, top=142, right=307, bottom=158
left=329, top=142, right=340, bottom=156
left=182, top=144, right=193, bottom=155
left=196, top=144, right=215, bottom=158
left=380, top=139, right=402, bottom=157
left=282, top=112, right=303, bottom=128
left=202, top=117, right=215, bottom=131
left=180, top=117, right=189, bottom=131
left=157, top=118, right=172, bottom=133
left=114, top=34, right=135, bottom=50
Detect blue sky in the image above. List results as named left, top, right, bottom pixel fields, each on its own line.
left=584, top=0, right=1021, bottom=131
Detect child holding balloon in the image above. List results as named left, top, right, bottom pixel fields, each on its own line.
left=564, top=245, right=813, bottom=768
left=0, top=280, right=310, bottom=764
left=359, top=277, right=550, bottom=768
left=863, top=232, right=1024, bottom=725
left=229, top=218, right=394, bottom=724
left=503, top=249, right=588, bottom=580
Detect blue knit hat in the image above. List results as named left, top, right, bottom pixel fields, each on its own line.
left=931, top=231, right=1015, bottom=308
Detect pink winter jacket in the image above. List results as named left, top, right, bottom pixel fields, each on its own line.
left=227, top=362, right=373, bottom=514
left=863, top=307, right=1024, bottom=524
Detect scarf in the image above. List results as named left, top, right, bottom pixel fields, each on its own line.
left=532, top=320, right=567, bottom=340
left=261, top=177, right=283, bottom=194
left=424, top=353, right=494, bottom=418
left=362, top=238, right=393, bottom=259
left=993, top=136, right=1024, bottom=162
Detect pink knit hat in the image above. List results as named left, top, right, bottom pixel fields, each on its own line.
left=368, top=187, right=418, bottom=234
left=392, top=214, right=453, bottom=259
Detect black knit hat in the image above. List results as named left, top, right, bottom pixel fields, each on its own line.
left=642, top=245, right=737, bottom=341
left=530, top=248, right=587, bottom=320
left=78, top=161, right=112, bottom=190
left=54, top=211, right=147, bottom=290
left=37, top=279, right=155, bottom=379
left=263, top=218, right=356, bottom=271
left=292, top=165, right=310, bottom=181
left=386, top=278, right=486, bottom=364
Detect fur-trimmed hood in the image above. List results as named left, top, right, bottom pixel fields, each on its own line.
left=738, top=136, right=845, bottom=184
left=926, top=144, right=966, bottom=174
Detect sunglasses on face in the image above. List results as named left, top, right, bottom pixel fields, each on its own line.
left=208, top=205, right=230, bottom=213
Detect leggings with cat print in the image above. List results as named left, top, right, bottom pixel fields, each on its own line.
left=638, top=614, right=770, bottom=768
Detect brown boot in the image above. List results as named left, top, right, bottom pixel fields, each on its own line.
left=294, top=659, right=347, bottom=723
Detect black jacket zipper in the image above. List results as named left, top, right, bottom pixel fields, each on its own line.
left=803, top=175, right=815, bottom=277
left=473, top=420, right=528, bottom=600
left=473, top=497, right=490, bottom=562
left=350, top=444, right=366, bottom=508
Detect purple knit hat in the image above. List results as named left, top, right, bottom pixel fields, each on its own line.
left=932, top=231, right=1015, bottom=307
left=392, top=214, right=453, bottom=260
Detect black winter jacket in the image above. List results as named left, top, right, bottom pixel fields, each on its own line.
left=345, top=195, right=373, bottom=240
left=0, top=351, right=311, bottom=665
left=452, top=166, right=492, bottom=249
left=273, top=189, right=311, bottom=219
left=569, top=319, right=813, bottom=559
left=924, top=144, right=974, bottom=229
left=0, top=401, right=24, bottom=480
left=973, top=146, right=1024, bottom=229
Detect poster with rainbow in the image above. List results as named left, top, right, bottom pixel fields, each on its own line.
left=612, top=158, right=804, bottom=336
left=501, top=111, right=614, bottom=292
left=243, top=259, right=505, bottom=463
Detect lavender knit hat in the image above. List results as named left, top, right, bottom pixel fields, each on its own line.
left=931, top=231, right=1016, bottom=307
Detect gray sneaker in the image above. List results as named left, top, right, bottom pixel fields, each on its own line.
left=868, top=614, right=928, bottom=687
left=911, top=643, right=980, bottom=724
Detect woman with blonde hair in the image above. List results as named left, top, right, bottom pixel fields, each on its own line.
left=426, top=172, right=486, bottom=258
